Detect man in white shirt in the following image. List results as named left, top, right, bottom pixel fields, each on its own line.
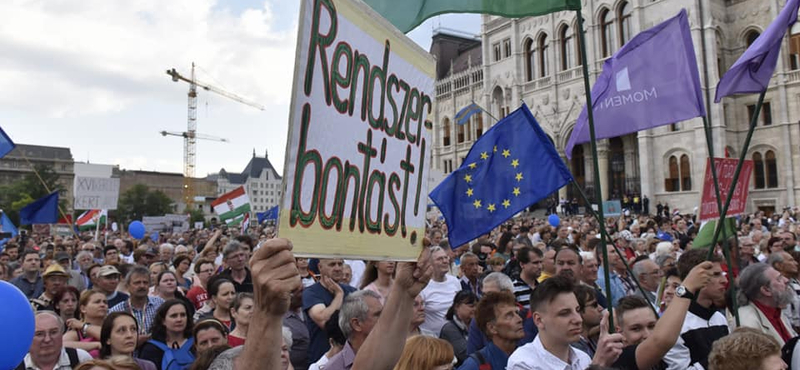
left=420, top=246, right=462, bottom=335
left=507, top=276, right=623, bottom=370
left=18, top=311, right=91, bottom=369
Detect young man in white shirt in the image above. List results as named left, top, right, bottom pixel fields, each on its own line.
left=507, top=276, right=624, bottom=370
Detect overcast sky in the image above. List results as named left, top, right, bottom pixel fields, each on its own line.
left=0, top=0, right=479, bottom=177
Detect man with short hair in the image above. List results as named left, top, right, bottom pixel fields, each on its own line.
left=109, top=266, right=164, bottom=337
left=219, top=241, right=253, bottom=293
left=17, top=311, right=91, bottom=369
left=31, top=264, right=69, bottom=311
left=303, top=258, right=357, bottom=363
left=283, top=286, right=310, bottom=370
left=325, top=290, right=382, bottom=370
left=738, top=236, right=759, bottom=269
left=507, top=276, right=624, bottom=369
left=782, top=231, right=798, bottom=252
left=103, top=245, right=119, bottom=265
left=736, top=262, right=797, bottom=346
left=5, top=244, right=19, bottom=262
left=597, top=245, right=633, bottom=307
left=632, top=258, right=661, bottom=309
left=554, top=247, right=582, bottom=283
left=94, top=265, right=129, bottom=308
left=186, top=258, right=215, bottom=309
left=460, top=252, right=481, bottom=296
left=537, top=249, right=556, bottom=283
left=663, top=249, right=729, bottom=370
left=769, top=251, right=800, bottom=331
left=11, top=249, right=43, bottom=298
left=512, top=246, right=542, bottom=308
left=115, top=238, right=135, bottom=264
left=458, top=292, right=524, bottom=370
left=419, top=247, right=462, bottom=336
left=54, top=252, right=85, bottom=291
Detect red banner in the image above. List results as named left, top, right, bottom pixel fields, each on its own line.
left=699, top=158, right=754, bottom=221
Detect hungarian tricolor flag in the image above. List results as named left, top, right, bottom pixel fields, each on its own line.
left=211, top=186, right=251, bottom=227
left=76, top=209, right=107, bottom=231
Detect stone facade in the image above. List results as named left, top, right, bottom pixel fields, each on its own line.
left=0, top=144, right=75, bottom=210
left=117, top=169, right=217, bottom=214
left=207, top=149, right=282, bottom=213
left=431, top=0, right=800, bottom=215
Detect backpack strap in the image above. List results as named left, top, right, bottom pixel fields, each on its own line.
left=469, top=350, right=492, bottom=370
left=65, top=347, right=80, bottom=367
left=147, top=339, right=170, bottom=352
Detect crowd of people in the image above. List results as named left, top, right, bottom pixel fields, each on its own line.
left=4, top=205, right=800, bottom=369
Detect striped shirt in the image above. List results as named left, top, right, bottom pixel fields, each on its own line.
left=512, top=278, right=535, bottom=309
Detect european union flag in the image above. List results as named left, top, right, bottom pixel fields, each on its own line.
left=0, top=211, right=18, bottom=249
left=19, top=191, right=59, bottom=225
left=430, top=104, right=573, bottom=248
left=455, top=102, right=482, bottom=125
left=0, top=125, right=15, bottom=159
left=257, top=206, right=279, bottom=224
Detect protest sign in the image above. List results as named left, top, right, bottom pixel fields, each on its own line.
left=699, top=158, right=754, bottom=221
left=73, top=176, right=120, bottom=210
left=279, top=0, right=435, bottom=260
left=603, top=200, right=622, bottom=217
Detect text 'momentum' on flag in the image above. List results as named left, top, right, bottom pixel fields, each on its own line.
left=19, top=191, right=60, bottom=225
left=429, top=104, right=573, bottom=248
left=362, top=0, right=581, bottom=33
left=211, top=186, right=251, bottom=226
left=565, top=9, right=705, bottom=159
left=715, top=0, right=799, bottom=102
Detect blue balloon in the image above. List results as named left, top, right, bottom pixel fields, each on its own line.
left=548, top=214, right=560, bottom=227
left=129, top=221, right=146, bottom=240
left=0, top=281, right=34, bottom=369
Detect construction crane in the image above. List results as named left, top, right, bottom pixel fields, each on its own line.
left=159, top=130, right=229, bottom=143
left=165, top=62, right=264, bottom=207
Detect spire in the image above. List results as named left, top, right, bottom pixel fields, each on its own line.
left=265, top=148, right=268, bottom=159
left=253, top=148, right=256, bottom=157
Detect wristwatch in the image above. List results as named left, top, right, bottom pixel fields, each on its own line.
left=675, top=285, right=695, bottom=300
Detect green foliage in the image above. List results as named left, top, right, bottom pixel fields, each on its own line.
left=117, top=184, right=175, bottom=224
left=188, top=209, right=206, bottom=227
left=0, top=164, right=67, bottom=225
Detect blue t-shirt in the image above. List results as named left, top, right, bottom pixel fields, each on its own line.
left=303, top=282, right=357, bottom=363
left=458, top=342, right=509, bottom=370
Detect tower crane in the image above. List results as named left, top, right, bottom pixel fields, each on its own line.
left=165, top=63, right=264, bottom=207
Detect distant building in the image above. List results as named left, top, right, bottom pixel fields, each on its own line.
left=116, top=169, right=217, bottom=214
left=0, top=144, right=75, bottom=210
left=207, top=149, right=282, bottom=213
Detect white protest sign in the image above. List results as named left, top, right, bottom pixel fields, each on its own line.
left=73, top=176, right=120, bottom=210
left=279, top=0, right=435, bottom=261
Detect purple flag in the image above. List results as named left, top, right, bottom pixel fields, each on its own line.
left=566, top=10, right=705, bottom=159
left=715, top=0, right=799, bottom=102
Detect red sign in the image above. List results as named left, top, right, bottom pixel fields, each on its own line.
left=699, top=158, right=754, bottom=221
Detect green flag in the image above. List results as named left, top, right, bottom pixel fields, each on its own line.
left=692, top=218, right=737, bottom=249
left=362, top=0, right=582, bottom=33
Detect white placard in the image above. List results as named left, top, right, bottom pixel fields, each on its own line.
left=73, top=176, right=120, bottom=210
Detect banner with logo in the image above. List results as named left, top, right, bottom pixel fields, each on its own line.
left=279, top=0, right=435, bottom=260
left=698, top=158, right=754, bottom=222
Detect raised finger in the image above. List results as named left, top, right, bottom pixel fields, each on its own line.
left=250, top=238, right=293, bottom=264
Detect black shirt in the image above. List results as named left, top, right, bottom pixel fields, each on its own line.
left=612, top=344, right=667, bottom=370
left=220, top=268, right=253, bottom=293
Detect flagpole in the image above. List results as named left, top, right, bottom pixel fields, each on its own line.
left=575, top=9, right=616, bottom=332
left=573, top=182, right=659, bottom=317
left=471, top=100, right=499, bottom=122
left=94, top=213, right=101, bottom=241
left=18, top=153, right=80, bottom=240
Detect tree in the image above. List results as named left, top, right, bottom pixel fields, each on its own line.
left=188, top=209, right=206, bottom=227
left=0, top=164, right=67, bottom=225
left=117, top=184, right=175, bottom=224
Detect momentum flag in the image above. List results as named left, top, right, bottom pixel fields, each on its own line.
left=715, top=0, right=799, bottom=102
left=0, top=126, right=14, bottom=159
left=76, top=209, right=107, bottom=231
left=429, top=104, right=573, bottom=248
left=566, top=9, right=705, bottom=158
left=211, top=186, right=251, bottom=226
left=362, top=0, right=581, bottom=33
left=20, top=191, right=59, bottom=225
left=455, top=103, right=482, bottom=125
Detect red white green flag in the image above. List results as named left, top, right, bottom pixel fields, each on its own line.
left=211, top=186, right=252, bottom=226
left=76, top=209, right=107, bottom=231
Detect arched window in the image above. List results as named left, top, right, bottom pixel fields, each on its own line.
left=600, top=9, right=615, bottom=57
left=475, top=113, right=484, bottom=138
left=442, top=118, right=451, bottom=146
left=666, top=156, right=679, bottom=192
left=680, top=154, right=691, bottom=191
left=457, top=122, right=465, bottom=144
left=753, top=152, right=765, bottom=189
left=766, top=150, right=778, bottom=188
left=560, top=25, right=574, bottom=70
left=538, top=34, right=550, bottom=77
left=745, top=30, right=760, bottom=47
left=618, top=2, right=632, bottom=46
left=524, top=39, right=535, bottom=81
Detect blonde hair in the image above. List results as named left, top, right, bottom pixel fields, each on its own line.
left=393, top=336, right=454, bottom=370
left=708, top=327, right=782, bottom=370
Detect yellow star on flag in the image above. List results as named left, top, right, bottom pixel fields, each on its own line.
left=515, top=172, right=524, bottom=182
left=502, top=199, right=511, bottom=208
left=480, top=152, right=489, bottom=160
left=502, top=149, right=511, bottom=158
left=487, top=203, right=496, bottom=212
left=464, top=174, right=472, bottom=183
left=473, top=199, right=482, bottom=209
left=466, top=188, right=473, bottom=197
left=511, top=159, right=519, bottom=168
left=513, top=187, right=521, bottom=196
left=493, top=146, right=497, bottom=152
left=468, top=163, right=477, bottom=169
